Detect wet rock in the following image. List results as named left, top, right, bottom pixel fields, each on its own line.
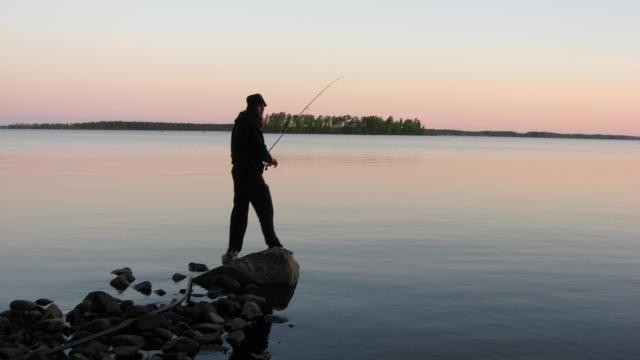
left=83, top=292, right=122, bottom=315
left=202, top=312, right=225, bottom=325
left=113, top=346, right=140, bottom=357
left=136, top=314, right=170, bottom=332
left=40, top=319, right=65, bottom=332
left=154, top=328, right=174, bottom=340
left=206, top=288, right=223, bottom=299
left=194, top=248, right=299, bottom=287
left=111, top=267, right=132, bottom=276
left=42, top=303, right=63, bottom=320
left=192, top=323, right=223, bottom=335
left=193, top=332, right=221, bottom=344
left=77, top=318, right=111, bottom=333
left=133, top=281, right=152, bottom=296
left=72, top=330, right=93, bottom=341
left=26, top=310, right=43, bottom=322
left=169, top=322, right=191, bottom=336
left=244, top=283, right=262, bottom=294
left=10, top=300, right=36, bottom=313
left=69, top=353, right=91, bottom=360
left=241, top=294, right=266, bottom=305
left=178, top=289, right=186, bottom=295
left=74, top=300, right=92, bottom=313
left=119, top=300, right=134, bottom=312
left=210, top=275, right=241, bottom=293
left=111, top=275, right=131, bottom=291
left=188, top=263, right=208, bottom=273
left=161, top=337, right=200, bottom=356
left=35, top=298, right=53, bottom=307
left=241, top=301, right=262, bottom=320
left=111, top=335, right=146, bottom=348
left=161, top=353, right=191, bottom=360
left=225, top=330, right=245, bottom=348
left=172, top=273, right=187, bottom=282
left=0, top=317, right=10, bottom=331
left=154, top=289, right=166, bottom=296
left=264, top=314, right=289, bottom=324
left=0, top=347, right=24, bottom=359
left=224, top=318, right=248, bottom=332
left=127, top=305, right=149, bottom=317
left=217, top=299, right=241, bottom=318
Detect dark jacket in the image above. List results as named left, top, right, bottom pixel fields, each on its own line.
left=231, top=110, right=273, bottom=174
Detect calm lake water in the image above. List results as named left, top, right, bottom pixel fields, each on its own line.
left=1, top=129, right=639, bottom=359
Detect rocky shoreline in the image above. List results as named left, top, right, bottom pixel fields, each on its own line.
left=0, top=248, right=299, bottom=360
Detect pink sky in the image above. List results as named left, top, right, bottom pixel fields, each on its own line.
left=1, top=1, right=639, bottom=135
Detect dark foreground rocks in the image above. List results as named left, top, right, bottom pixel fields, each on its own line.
left=1, top=251, right=298, bottom=359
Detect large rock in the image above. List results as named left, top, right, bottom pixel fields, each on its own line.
left=194, top=248, right=299, bottom=287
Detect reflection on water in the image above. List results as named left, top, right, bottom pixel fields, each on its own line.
left=1, top=130, right=640, bottom=359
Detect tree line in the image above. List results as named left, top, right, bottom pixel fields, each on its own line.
left=263, top=113, right=424, bottom=135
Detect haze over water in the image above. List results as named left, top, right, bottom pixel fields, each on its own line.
left=1, top=129, right=640, bottom=359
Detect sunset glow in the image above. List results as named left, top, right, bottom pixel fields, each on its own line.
left=1, top=1, right=639, bottom=135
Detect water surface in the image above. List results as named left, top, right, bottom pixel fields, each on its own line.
left=1, top=130, right=639, bottom=359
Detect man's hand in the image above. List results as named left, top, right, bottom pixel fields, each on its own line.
left=264, top=158, right=278, bottom=171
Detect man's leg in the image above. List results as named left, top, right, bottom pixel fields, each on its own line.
left=246, top=175, right=282, bottom=248
left=228, top=172, right=250, bottom=253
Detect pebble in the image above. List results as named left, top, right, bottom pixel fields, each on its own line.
left=133, top=281, right=152, bottom=296
left=188, top=263, right=208, bottom=272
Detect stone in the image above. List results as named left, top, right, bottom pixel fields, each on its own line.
left=217, top=299, right=242, bottom=317
left=225, top=330, right=245, bottom=348
left=224, top=318, right=248, bottom=332
left=244, top=283, right=262, bottom=295
left=202, top=312, right=225, bottom=324
left=111, top=335, right=146, bottom=348
left=161, top=337, right=200, bottom=356
left=110, top=275, right=131, bottom=291
left=136, top=314, right=170, bottom=332
left=39, top=319, right=65, bottom=332
left=172, top=273, right=187, bottom=282
left=206, top=288, right=224, bottom=299
left=192, top=323, right=223, bottom=335
left=161, top=353, right=191, bottom=360
left=264, top=314, right=289, bottom=324
left=206, top=275, right=241, bottom=293
left=35, top=298, right=53, bottom=307
left=241, top=301, right=262, bottom=320
left=188, top=263, right=208, bottom=272
left=69, top=353, right=91, bottom=360
left=10, top=300, right=36, bottom=313
left=194, top=248, right=299, bottom=287
left=113, top=346, right=140, bottom=357
left=241, top=294, right=266, bottom=304
left=154, top=289, right=166, bottom=296
left=111, top=267, right=132, bottom=276
left=0, top=317, right=9, bottom=331
left=42, top=303, right=63, bottom=320
left=83, top=291, right=122, bottom=315
left=193, top=332, right=221, bottom=344
left=154, top=328, right=174, bottom=340
left=77, top=318, right=111, bottom=333
left=169, top=322, right=191, bottom=336
left=133, top=281, right=152, bottom=296
left=120, top=300, right=134, bottom=312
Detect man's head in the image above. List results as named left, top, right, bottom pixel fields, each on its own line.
left=246, top=93, right=267, bottom=117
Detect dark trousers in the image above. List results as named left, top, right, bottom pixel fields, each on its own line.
left=228, top=167, right=282, bottom=252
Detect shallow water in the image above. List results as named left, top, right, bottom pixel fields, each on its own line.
left=1, top=129, right=639, bottom=359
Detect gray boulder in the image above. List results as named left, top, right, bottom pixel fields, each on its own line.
left=194, top=248, right=299, bottom=287
left=133, top=281, right=152, bottom=296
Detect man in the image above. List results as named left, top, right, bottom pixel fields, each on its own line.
left=223, top=93, right=283, bottom=264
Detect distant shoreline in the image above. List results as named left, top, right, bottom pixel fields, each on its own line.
left=4, top=121, right=639, bottom=141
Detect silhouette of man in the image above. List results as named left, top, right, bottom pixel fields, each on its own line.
left=223, top=93, right=282, bottom=264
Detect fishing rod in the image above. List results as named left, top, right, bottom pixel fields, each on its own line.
left=268, top=75, right=345, bottom=152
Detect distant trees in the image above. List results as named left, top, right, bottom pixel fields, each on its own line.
left=263, top=113, right=425, bottom=135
